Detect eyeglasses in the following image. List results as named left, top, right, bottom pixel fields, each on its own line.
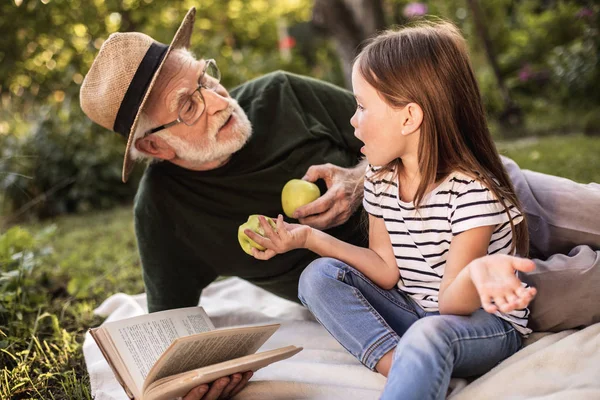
left=143, top=59, right=221, bottom=136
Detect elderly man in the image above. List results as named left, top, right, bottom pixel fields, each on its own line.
left=80, top=7, right=600, bottom=400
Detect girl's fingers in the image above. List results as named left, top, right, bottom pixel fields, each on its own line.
left=505, top=290, right=520, bottom=307
left=275, top=214, right=287, bottom=237
left=515, top=286, right=528, bottom=297
left=480, top=295, right=498, bottom=313
left=514, top=296, right=530, bottom=310
left=244, top=229, right=270, bottom=248
left=526, top=286, right=537, bottom=298
left=493, top=295, right=511, bottom=313
left=251, top=247, right=276, bottom=260
left=259, top=216, right=277, bottom=239
left=517, top=288, right=537, bottom=308
left=501, top=273, right=524, bottom=292
left=515, top=286, right=536, bottom=302
left=511, top=258, right=536, bottom=273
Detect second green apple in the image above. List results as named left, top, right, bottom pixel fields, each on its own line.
left=281, top=179, right=321, bottom=218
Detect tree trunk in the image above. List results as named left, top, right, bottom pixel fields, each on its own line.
left=466, top=0, right=522, bottom=127
left=312, top=0, right=386, bottom=88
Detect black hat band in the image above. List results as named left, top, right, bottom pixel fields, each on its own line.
left=113, top=42, right=169, bottom=137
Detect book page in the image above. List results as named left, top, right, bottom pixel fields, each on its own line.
left=143, top=324, right=280, bottom=391
left=89, top=328, right=139, bottom=399
left=103, top=306, right=214, bottom=390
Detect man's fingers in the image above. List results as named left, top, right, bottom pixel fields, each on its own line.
left=182, top=384, right=209, bottom=400
left=293, top=194, right=333, bottom=219
left=220, top=373, right=242, bottom=398
left=302, top=164, right=331, bottom=183
left=202, top=377, right=230, bottom=400
left=298, top=209, right=338, bottom=230
left=302, top=165, right=322, bottom=182
left=229, top=371, right=254, bottom=398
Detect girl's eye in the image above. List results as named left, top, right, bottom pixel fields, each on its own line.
left=356, top=104, right=365, bottom=111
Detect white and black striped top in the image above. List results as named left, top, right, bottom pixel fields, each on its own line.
left=363, top=165, right=531, bottom=335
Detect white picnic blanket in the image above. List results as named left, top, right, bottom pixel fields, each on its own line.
left=83, top=277, right=600, bottom=400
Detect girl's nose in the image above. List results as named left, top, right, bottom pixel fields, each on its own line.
left=350, top=112, right=358, bottom=128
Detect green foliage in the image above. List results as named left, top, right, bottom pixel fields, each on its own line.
left=1, top=102, right=140, bottom=221
left=0, top=206, right=140, bottom=399
left=500, top=2, right=599, bottom=112
left=1, top=0, right=334, bottom=220
left=1, top=0, right=599, bottom=221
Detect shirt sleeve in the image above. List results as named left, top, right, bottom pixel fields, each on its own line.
left=363, top=164, right=384, bottom=218
left=450, top=179, right=523, bottom=235
left=134, top=175, right=218, bottom=313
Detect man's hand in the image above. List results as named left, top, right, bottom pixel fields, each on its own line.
left=468, top=254, right=537, bottom=314
left=182, top=372, right=253, bottom=400
left=293, top=161, right=366, bottom=230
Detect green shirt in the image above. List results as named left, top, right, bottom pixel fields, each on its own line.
left=134, top=71, right=367, bottom=313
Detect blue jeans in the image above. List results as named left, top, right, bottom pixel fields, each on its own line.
left=298, top=258, right=522, bottom=400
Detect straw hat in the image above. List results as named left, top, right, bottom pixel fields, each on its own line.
left=80, top=7, right=196, bottom=182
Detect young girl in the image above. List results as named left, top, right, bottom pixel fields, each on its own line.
left=244, top=21, right=537, bottom=400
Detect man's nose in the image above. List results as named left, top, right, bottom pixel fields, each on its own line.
left=202, top=89, right=230, bottom=115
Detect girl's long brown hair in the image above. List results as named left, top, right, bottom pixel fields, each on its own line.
left=357, top=20, right=528, bottom=256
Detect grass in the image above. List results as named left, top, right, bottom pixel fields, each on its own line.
left=497, top=134, right=600, bottom=184
left=0, top=207, right=141, bottom=399
left=1, top=133, right=599, bottom=398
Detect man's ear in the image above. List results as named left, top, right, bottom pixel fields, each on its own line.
left=134, top=135, right=176, bottom=160
left=400, top=103, right=424, bottom=136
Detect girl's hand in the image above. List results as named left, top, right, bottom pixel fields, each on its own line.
left=468, top=254, right=537, bottom=314
left=244, top=214, right=312, bottom=260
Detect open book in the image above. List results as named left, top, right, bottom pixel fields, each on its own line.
left=89, top=306, right=302, bottom=400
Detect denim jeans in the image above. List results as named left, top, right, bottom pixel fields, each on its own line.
left=298, top=257, right=522, bottom=400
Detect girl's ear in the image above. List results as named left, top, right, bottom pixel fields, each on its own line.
left=135, top=135, right=177, bottom=160
left=400, top=103, right=424, bottom=136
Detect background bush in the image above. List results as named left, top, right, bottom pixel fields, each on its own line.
left=1, top=0, right=598, bottom=222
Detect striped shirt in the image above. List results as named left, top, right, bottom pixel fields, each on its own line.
left=363, top=165, right=531, bottom=335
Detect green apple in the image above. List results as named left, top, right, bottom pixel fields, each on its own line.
left=281, top=179, right=321, bottom=218
left=238, top=214, right=277, bottom=256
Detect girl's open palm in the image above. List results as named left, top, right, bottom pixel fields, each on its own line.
left=469, top=254, right=537, bottom=314
left=244, top=215, right=312, bottom=260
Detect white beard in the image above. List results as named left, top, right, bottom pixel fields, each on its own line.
left=157, top=98, right=252, bottom=165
